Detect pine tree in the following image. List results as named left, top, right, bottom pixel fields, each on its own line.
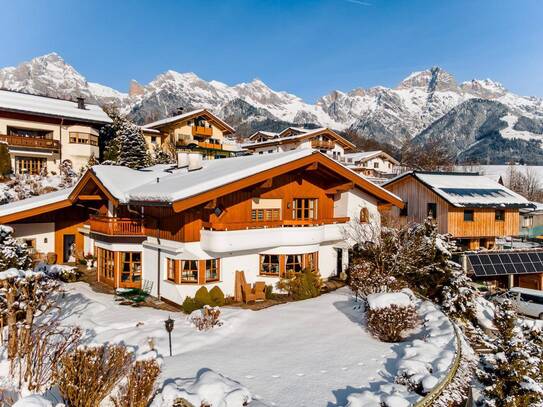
left=0, top=225, right=31, bottom=270
left=481, top=299, right=543, bottom=406
left=151, top=143, right=175, bottom=165
left=440, top=264, right=477, bottom=322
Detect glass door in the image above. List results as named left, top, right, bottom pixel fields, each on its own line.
left=119, top=252, right=142, bottom=288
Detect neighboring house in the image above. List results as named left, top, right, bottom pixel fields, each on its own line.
left=0, top=150, right=402, bottom=306
left=141, top=108, right=241, bottom=159
left=0, top=89, right=111, bottom=174
left=247, top=130, right=279, bottom=143
left=520, top=202, right=543, bottom=240
left=341, top=151, right=400, bottom=177
left=383, top=171, right=533, bottom=250
left=242, top=127, right=356, bottom=161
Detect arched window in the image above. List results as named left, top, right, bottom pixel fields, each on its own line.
left=360, top=207, right=370, bottom=223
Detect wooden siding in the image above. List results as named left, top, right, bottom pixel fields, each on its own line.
left=385, top=176, right=449, bottom=234
left=447, top=207, right=519, bottom=238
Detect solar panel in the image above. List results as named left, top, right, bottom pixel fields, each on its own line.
left=467, top=250, right=543, bottom=277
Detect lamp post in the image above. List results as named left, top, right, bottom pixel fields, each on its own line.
left=164, top=315, right=175, bottom=357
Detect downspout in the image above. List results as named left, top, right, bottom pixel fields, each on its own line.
left=59, top=118, right=64, bottom=168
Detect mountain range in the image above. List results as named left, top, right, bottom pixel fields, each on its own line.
left=1, top=53, right=543, bottom=164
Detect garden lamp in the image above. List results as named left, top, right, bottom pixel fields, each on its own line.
left=164, top=315, right=175, bottom=356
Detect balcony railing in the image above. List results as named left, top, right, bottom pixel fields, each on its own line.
left=311, top=140, right=335, bottom=149
left=0, top=134, right=60, bottom=151
left=202, top=217, right=350, bottom=231
left=89, top=216, right=145, bottom=236
left=198, top=141, right=223, bottom=150
left=192, top=126, right=213, bottom=137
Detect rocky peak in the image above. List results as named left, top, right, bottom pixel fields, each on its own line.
left=397, top=67, right=458, bottom=93
left=128, top=79, right=145, bottom=97
left=461, top=79, right=507, bottom=98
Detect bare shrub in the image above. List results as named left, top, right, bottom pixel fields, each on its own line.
left=111, top=358, right=161, bottom=407
left=367, top=304, right=419, bottom=342
left=190, top=305, right=223, bottom=331
left=55, top=344, right=132, bottom=407
left=349, top=261, right=405, bottom=297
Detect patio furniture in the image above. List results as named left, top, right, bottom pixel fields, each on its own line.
left=254, top=282, right=266, bottom=301
left=241, top=283, right=257, bottom=303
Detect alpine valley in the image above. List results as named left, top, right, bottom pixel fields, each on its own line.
left=2, top=53, right=543, bottom=164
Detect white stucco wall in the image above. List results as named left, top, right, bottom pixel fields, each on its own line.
left=9, top=222, right=55, bottom=254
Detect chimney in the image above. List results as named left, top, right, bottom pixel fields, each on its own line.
left=188, top=152, right=203, bottom=171
left=76, top=97, right=86, bottom=110
left=177, top=152, right=189, bottom=168
left=176, top=107, right=184, bottom=116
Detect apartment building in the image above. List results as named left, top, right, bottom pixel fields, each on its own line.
left=0, top=90, right=111, bottom=174
left=0, top=150, right=402, bottom=305
left=342, top=151, right=400, bottom=177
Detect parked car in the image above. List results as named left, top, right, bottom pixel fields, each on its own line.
left=495, top=287, right=543, bottom=319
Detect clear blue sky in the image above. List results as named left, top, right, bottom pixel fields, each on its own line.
left=2, top=0, right=542, bottom=102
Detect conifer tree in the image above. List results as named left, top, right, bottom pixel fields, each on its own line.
left=0, top=225, right=31, bottom=270
left=0, top=142, right=11, bottom=178
left=59, top=159, right=78, bottom=188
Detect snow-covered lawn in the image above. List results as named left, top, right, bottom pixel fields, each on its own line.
left=51, top=283, right=455, bottom=406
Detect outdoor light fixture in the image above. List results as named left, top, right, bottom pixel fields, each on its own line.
left=164, top=315, right=175, bottom=356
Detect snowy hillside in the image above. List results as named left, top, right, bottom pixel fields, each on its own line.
left=1, top=53, right=543, bottom=162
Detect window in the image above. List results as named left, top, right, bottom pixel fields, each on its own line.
left=464, top=210, right=474, bottom=222
left=427, top=203, right=437, bottom=219
left=285, top=254, right=303, bottom=274
left=205, top=259, right=219, bottom=282
left=495, top=210, right=505, bottom=221
left=400, top=202, right=408, bottom=217
left=260, top=254, right=280, bottom=275
left=69, top=132, right=98, bottom=146
left=292, top=198, right=317, bottom=220
left=251, top=198, right=281, bottom=222
left=166, top=258, right=176, bottom=282
left=373, top=162, right=379, bottom=169
left=268, top=150, right=274, bottom=154
left=97, top=248, right=115, bottom=281
left=120, top=252, right=142, bottom=283
left=305, top=252, right=318, bottom=272
left=150, top=136, right=157, bottom=144
left=181, top=260, right=199, bottom=283
left=7, top=126, right=53, bottom=139
left=15, top=157, right=46, bottom=175
left=359, top=207, right=370, bottom=223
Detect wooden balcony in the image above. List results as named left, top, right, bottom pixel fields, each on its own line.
left=311, top=140, right=335, bottom=149
left=202, top=217, right=350, bottom=231
left=198, top=141, right=223, bottom=150
left=89, top=216, right=145, bottom=236
left=192, top=126, right=213, bottom=137
left=0, top=134, right=60, bottom=151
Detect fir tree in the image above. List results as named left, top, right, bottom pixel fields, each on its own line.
left=151, top=143, right=175, bottom=165
left=440, top=265, right=477, bottom=322
left=480, top=299, right=543, bottom=406
left=0, top=225, right=31, bottom=270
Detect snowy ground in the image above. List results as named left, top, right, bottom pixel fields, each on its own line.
left=47, top=283, right=455, bottom=406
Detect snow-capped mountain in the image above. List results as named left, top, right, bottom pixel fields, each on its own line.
left=1, top=53, right=543, bottom=163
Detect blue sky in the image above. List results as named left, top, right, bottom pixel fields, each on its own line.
left=2, top=0, right=542, bottom=102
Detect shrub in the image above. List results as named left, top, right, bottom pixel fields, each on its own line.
left=55, top=344, right=132, bottom=407
left=111, top=359, right=161, bottom=407
left=182, top=296, right=199, bottom=314
left=349, top=261, right=405, bottom=297
left=367, top=304, right=418, bottom=342
left=0, top=142, right=11, bottom=178
left=265, top=284, right=274, bottom=299
left=276, top=268, right=323, bottom=301
left=190, top=306, right=223, bottom=331
left=194, top=286, right=212, bottom=309
left=209, top=286, right=225, bottom=307
left=58, top=268, right=83, bottom=283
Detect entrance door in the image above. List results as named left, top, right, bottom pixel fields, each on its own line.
left=63, top=234, right=76, bottom=263
left=336, top=248, right=343, bottom=278
left=119, top=252, right=142, bottom=288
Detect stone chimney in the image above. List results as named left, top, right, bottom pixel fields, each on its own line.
left=188, top=152, right=203, bottom=171
left=76, top=97, right=86, bottom=110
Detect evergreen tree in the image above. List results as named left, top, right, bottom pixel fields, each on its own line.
left=78, top=153, right=99, bottom=176
left=440, top=265, right=477, bottom=322
left=59, top=159, right=78, bottom=188
left=480, top=299, right=543, bottom=406
left=151, top=143, right=175, bottom=165
left=0, top=225, right=31, bottom=270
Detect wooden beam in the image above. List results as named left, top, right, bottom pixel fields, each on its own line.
left=259, top=178, right=273, bottom=189
left=305, top=162, right=318, bottom=171
left=204, top=199, right=217, bottom=209
left=77, top=194, right=103, bottom=201
left=325, top=182, right=354, bottom=195
left=0, top=199, right=73, bottom=224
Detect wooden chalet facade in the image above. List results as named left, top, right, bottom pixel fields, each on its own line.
left=0, top=150, right=402, bottom=305
left=141, top=108, right=240, bottom=159
left=384, top=171, right=532, bottom=250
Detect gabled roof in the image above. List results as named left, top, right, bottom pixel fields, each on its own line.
left=248, top=130, right=279, bottom=141
left=0, top=89, right=112, bottom=124
left=142, top=108, right=235, bottom=134
left=277, top=127, right=313, bottom=137
left=0, top=188, right=73, bottom=223
left=242, top=127, right=356, bottom=151
left=344, top=150, right=400, bottom=166
left=0, top=150, right=403, bottom=223
left=384, top=171, right=532, bottom=208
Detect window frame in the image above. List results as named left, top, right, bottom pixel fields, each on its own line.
left=120, top=251, right=142, bottom=284
left=399, top=202, right=408, bottom=217
left=166, top=258, right=177, bottom=282
left=260, top=254, right=281, bottom=276
left=495, top=209, right=505, bottom=221
left=180, top=260, right=199, bottom=284
left=464, top=209, right=475, bottom=222
left=427, top=203, right=437, bottom=219
left=205, top=259, right=220, bottom=283
left=292, top=198, right=318, bottom=221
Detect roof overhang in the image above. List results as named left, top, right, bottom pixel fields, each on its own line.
left=144, top=109, right=235, bottom=135
left=0, top=198, right=73, bottom=224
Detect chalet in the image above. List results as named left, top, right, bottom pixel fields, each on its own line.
left=341, top=151, right=400, bottom=177
left=247, top=130, right=279, bottom=143
left=242, top=127, right=356, bottom=161
left=0, top=89, right=111, bottom=174
left=383, top=171, right=533, bottom=250
left=141, top=109, right=241, bottom=159
left=0, top=150, right=402, bottom=305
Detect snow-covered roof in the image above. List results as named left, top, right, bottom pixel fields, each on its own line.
left=385, top=171, right=532, bottom=208
left=248, top=130, right=279, bottom=140
left=241, top=127, right=355, bottom=149
left=142, top=108, right=235, bottom=134
left=0, top=187, right=72, bottom=218
left=344, top=151, right=399, bottom=165
left=0, top=89, right=112, bottom=124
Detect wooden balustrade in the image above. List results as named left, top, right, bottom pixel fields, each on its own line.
left=198, top=141, right=222, bottom=150
left=311, top=140, right=335, bottom=149
left=192, top=126, right=213, bottom=137
left=0, top=134, right=60, bottom=151
left=89, top=216, right=145, bottom=236
left=202, top=217, right=350, bottom=231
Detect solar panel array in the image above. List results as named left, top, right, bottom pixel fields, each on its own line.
left=467, top=251, right=543, bottom=277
